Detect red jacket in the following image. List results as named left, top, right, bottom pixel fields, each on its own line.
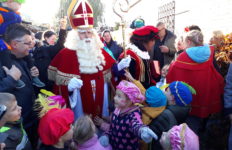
left=166, top=47, right=224, bottom=118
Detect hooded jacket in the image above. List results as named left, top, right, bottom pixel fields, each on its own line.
left=167, top=45, right=224, bottom=118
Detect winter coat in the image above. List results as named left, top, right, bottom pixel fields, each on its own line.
left=104, top=40, right=123, bottom=60
left=167, top=45, right=224, bottom=118
left=33, top=29, right=67, bottom=91
left=153, top=29, right=176, bottom=68
left=0, top=119, right=32, bottom=150
left=0, top=54, right=37, bottom=129
left=77, top=134, right=111, bottom=150
left=224, top=63, right=232, bottom=116
left=149, top=105, right=190, bottom=150
left=0, top=62, right=17, bottom=92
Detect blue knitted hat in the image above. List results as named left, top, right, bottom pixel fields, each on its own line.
left=145, top=86, right=167, bottom=107
left=168, top=81, right=193, bottom=106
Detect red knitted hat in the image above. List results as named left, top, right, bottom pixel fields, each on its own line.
left=67, top=0, right=94, bottom=29
left=133, top=25, right=159, bottom=37
left=38, top=108, right=74, bottom=145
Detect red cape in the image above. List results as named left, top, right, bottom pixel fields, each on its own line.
left=166, top=48, right=224, bottom=118
left=48, top=48, right=115, bottom=116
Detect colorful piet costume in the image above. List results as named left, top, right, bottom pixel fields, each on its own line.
left=34, top=91, right=74, bottom=148
left=0, top=0, right=23, bottom=67
left=48, top=0, right=115, bottom=119
left=119, top=26, right=160, bottom=89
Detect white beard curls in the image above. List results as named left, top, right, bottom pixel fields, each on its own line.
left=64, top=29, right=106, bottom=74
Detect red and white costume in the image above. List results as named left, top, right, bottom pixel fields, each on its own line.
left=48, top=0, right=115, bottom=119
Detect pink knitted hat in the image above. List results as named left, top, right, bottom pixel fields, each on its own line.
left=169, top=123, right=199, bottom=150
left=116, top=80, right=145, bottom=103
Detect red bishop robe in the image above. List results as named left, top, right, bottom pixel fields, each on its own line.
left=48, top=48, right=115, bottom=117
left=166, top=47, right=224, bottom=118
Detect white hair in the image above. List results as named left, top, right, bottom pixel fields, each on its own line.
left=64, top=29, right=105, bottom=74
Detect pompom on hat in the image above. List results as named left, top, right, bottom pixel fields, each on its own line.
left=169, top=123, right=199, bottom=150
left=116, top=80, right=145, bottom=104
left=38, top=108, right=74, bottom=145
left=145, top=86, right=167, bottom=107
left=67, top=0, right=94, bottom=29
left=168, top=81, right=196, bottom=106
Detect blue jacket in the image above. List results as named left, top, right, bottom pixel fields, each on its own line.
left=104, top=40, right=123, bottom=60
left=224, top=63, right=232, bottom=116
left=0, top=55, right=37, bottom=129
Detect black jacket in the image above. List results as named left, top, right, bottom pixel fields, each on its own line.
left=0, top=62, right=18, bottom=92
left=33, top=29, right=67, bottom=91
left=149, top=105, right=190, bottom=150
left=0, top=119, right=32, bottom=150
left=0, top=55, right=37, bottom=129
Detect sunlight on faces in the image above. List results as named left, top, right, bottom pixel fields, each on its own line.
left=45, top=34, right=57, bottom=46
left=114, top=89, right=132, bottom=109
left=103, top=32, right=112, bottom=43
left=160, top=130, right=171, bottom=150
left=6, top=99, right=22, bottom=122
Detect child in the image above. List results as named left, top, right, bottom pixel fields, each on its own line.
left=0, top=92, right=32, bottom=149
left=150, top=81, right=195, bottom=150
left=71, top=115, right=111, bottom=150
left=34, top=91, right=74, bottom=150
left=160, top=123, right=199, bottom=150
left=156, top=64, right=169, bottom=89
left=0, top=0, right=45, bottom=88
left=38, top=108, right=74, bottom=150
left=99, top=80, right=158, bottom=150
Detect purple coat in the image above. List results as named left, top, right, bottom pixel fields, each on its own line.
left=77, top=134, right=112, bottom=150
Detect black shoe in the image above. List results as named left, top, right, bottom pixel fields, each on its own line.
left=16, top=80, right=25, bottom=89
left=32, top=77, right=45, bottom=87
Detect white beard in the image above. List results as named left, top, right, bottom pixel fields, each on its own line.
left=64, top=29, right=106, bottom=74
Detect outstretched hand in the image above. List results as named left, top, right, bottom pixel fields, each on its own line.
left=140, top=127, right=158, bottom=143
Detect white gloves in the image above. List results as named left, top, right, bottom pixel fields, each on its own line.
left=117, top=56, right=131, bottom=71
left=68, top=77, right=83, bottom=92
left=139, top=127, right=158, bottom=143
left=99, top=135, right=109, bottom=147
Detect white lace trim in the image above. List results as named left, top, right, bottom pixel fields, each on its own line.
left=126, top=43, right=150, bottom=60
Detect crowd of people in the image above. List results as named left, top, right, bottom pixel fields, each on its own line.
left=0, top=0, right=232, bottom=150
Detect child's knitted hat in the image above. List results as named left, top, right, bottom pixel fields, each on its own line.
left=169, top=123, right=199, bottom=150
left=169, top=81, right=196, bottom=106
left=145, top=86, right=167, bottom=107
left=38, top=108, right=74, bottom=145
left=116, top=80, right=145, bottom=103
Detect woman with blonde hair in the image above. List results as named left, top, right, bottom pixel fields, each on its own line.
left=166, top=30, right=224, bottom=135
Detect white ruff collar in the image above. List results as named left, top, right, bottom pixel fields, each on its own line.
left=126, top=43, right=150, bottom=60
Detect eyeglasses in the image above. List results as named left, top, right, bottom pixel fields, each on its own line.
left=15, top=40, right=34, bottom=46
